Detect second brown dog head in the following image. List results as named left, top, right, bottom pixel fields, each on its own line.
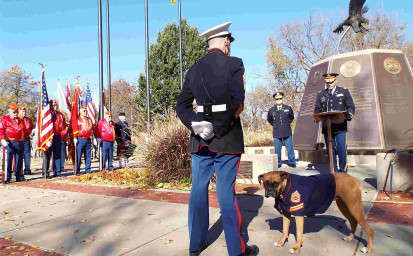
left=258, top=171, right=289, bottom=198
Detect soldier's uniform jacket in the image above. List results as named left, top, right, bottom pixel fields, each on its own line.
left=0, top=116, right=24, bottom=141
left=176, top=49, right=245, bottom=153
left=51, top=111, right=67, bottom=135
left=75, top=116, right=94, bottom=139
left=314, top=86, right=355, bottom=135
left=95, top=119, right=116, bottom=142
left=275, top=173, right=336, bottom=216
left=115, top=121, right=131, bottom=143
left=21, top=117, right=34, bottom=138
left=267, top=104, right=294, bottom=138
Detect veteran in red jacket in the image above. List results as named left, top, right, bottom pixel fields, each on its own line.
left=18, top=106, right=35, bottom=175
left=94, top=111, right=116, bottom=170
left=73, top=106, right=94, bottom=175
left=43, top=100, right=67, bottom=178
left=0, top=104, right=25, bottom=183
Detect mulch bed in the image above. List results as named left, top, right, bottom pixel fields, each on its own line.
left=367, top=191, right=413, bottom=226
left=0, top=237, right=63, bottom=256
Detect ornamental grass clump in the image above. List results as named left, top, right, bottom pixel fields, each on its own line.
left=244, top=127, right=274, bottom=147
left=144, top=109, right=191, bottom=182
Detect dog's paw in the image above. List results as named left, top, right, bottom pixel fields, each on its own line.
left=288, top=248, right=300, bottom=254
left=342, top=235, right=353, bottom=242
left=274, top=241, right=284, bottom=247
left=360, top=247, right=370, bottom=253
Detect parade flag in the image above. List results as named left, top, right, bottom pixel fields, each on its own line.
left=36, top=69, right=54, bottom=151
left=58, top=80, right=71, bottom=116
left=171, top=0, right=176, bottom=5
left=70, top=81, right=82, bottom=136
left=65, top=80, right=71, bottom=109
left=85, top=85, right=95, bottom=124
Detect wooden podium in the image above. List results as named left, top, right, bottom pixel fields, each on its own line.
left=313, top=111, right=351, bottom=173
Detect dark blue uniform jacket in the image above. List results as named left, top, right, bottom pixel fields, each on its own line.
left=267, top=104, right=294, bottom=138
left=276, top=173, right=336, bottom=216
left=176, top=49, right=245, bottom=153
left=314, top=86, right=355, bottom=135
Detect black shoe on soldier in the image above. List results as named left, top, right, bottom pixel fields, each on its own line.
left=238, top=245, right=259, bottom=256
left=189, top=241, right=208, bottom=256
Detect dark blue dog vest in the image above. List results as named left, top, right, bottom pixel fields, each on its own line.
left=276, top=173, right=336, bottom=216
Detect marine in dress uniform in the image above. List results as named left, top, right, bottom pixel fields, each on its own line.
left=176, top=22, right=258, bottom=256
left=95, top=111, right=116, bottom=170
left=18, top=106, right=34, bottom=175
left=314, top=73, right=355, bottom=173
left=115, top=112, right=131, bottom=168
left=43, top=100, right=67, bottom=178
left=267, top=92, right=296, bottom=168
left=74, top=106, right=94, bottom=175
left=0, top=104, right=25, bottom=183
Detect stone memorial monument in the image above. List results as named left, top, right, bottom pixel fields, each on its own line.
left=294, top=49, right=413, bottom=152
left=294, top=49, right=413, bottom=191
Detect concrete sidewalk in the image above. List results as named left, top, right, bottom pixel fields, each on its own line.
left=1, top=162, right=412, bottom=256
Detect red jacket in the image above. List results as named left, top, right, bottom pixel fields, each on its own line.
left=76, top=116, right=94, bottom=139
left=94, top=119, right=116, bottom=142
left=21, top=117, right=35, bottom=138
left=0, top=116, right=24, bottom=142
left=52, top=111, right=66, bottom=135
left=61, top=126, right=68, bottom=142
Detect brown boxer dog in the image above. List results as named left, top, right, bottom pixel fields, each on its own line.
left=258, top=171, right=374, bottom=254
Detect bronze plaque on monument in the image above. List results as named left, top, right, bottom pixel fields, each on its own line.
left=294, top=49, right=413, bottom=151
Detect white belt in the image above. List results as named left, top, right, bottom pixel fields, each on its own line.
left=196, top=104, right=226, bottom=113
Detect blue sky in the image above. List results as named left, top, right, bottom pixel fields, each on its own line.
left=1, top=0, right=412, bottom=100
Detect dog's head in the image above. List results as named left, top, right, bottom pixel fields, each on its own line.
left=258, top=171, right=289, bottom=199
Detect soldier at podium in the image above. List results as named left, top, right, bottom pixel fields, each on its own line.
left=314, top=73, right=355, bottom=173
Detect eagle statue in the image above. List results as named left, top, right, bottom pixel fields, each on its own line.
left=333, top=0, right=369, bottom=34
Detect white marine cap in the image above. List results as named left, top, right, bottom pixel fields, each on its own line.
left=200, top=21, right=235, bottom=42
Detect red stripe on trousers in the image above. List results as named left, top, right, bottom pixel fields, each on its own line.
left=233, top=157, right=245, bottom=253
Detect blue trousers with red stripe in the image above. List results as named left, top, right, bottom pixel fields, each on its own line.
left=189, top=147, right=245, bottom=256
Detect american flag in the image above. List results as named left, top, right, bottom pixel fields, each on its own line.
left=85, top=85, right=95, bottom=123
left=36, top=69, right=54, bottom=151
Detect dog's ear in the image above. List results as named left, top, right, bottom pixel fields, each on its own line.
left=258, top=174, right=264, bottom=185
left=279, top=171, right=289, bottom=180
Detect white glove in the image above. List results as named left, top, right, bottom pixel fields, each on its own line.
left=1, top=139, right=8, bottom=147
left=97, top=138, right=102, bottom=144
left=73, top=138, right=78, bottom=145
left=199, top=128, right=215, bottom=140
left=93, top=138, right=97, bottom=146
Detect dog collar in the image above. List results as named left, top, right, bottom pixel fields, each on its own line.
left=279, top=173, right=292, bottom=202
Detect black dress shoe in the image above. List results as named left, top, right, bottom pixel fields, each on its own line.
left=288, top=164, right=296, bottom=168
left=238, top=245, right=259, bottom=256
left=4, top=179, right=11, bottom=184
left=189, top=241, right=208, bottom=256
left=278, top=165, right=282, bottom=168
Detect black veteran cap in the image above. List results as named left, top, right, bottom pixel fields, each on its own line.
left=200, top=21, right=235, bottom=42
left=119, top=112, right=126, bottom=116
left=322, top=73, right=339, bottom=82
left=273, top=92, right=284, bottom=99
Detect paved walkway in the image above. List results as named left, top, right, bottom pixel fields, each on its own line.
left=1, top=161, right=412, bottom=256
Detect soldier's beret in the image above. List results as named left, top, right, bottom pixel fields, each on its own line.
left=105, top=111, right=112, bottom=115
left=80, top=106, right=87, bottom=110
left=19, top=106, right=26, bottom=110
left=200, top=21, right=235, bottom=42
left=273, top=92, right=284, bottom=99
left=9, top=104, right=18, bottom=111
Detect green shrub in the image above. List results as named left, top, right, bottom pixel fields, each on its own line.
left=144, top=109, right=191, bottom=182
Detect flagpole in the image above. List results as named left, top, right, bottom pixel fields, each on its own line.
left=179, top=0, right=183, bottom=89
left=145, top=0, right=150, bottom=134
left=106, top=0, right=112, bottom=111
left=98, top=0, right=104, bottom=120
